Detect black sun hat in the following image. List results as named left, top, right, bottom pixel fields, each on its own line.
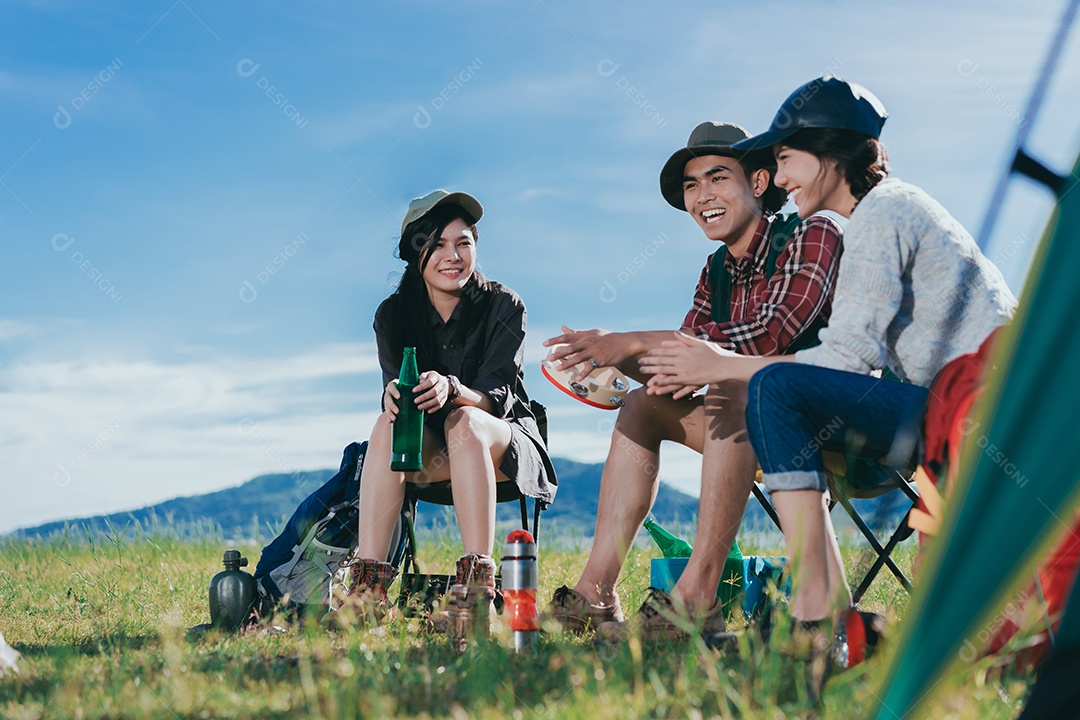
left=661, top=122, right=755, bottom=211
left=732, top=76, right=888, bottom=152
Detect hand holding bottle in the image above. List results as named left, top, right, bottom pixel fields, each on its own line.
left=384, top=373, right=451, bottom=422
left=413, top=371, right=450, bottom=413
left=383, top=379, right=402, bottom=420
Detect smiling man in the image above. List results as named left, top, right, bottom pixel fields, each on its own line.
left=544, top=122, right=845, bottom=640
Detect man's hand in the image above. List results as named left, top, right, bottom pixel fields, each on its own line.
left=643, top=378, right=702, bottom=400
left=640, top=332, right=741, bottom=394
left=641, top=332, right=784, bottom=394
left=544, top=326, right=633, bottom=382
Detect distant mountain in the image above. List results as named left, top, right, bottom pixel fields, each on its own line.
left=11, top=467, right=336, bottom=543
left=9, top=456, right=699, bottom=544
left=9, top=455, right=912, bottom=544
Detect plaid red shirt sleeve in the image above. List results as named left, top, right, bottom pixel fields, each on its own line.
left=680, top=215, right=843, bottom=356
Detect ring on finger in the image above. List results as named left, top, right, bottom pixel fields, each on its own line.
left=590, top=358, right=600, bottom=368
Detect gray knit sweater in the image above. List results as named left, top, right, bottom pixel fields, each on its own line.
left=796, top=178, right=1016, bottom=387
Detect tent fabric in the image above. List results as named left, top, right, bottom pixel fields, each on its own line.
left=915, top=330, right=1080, bottom=666
left=1016, top=571, right=1080, bottom=720
left=1055, top=564, right=1080, bottom=650
left=985, top=512, right=1080, bottom=665
left=874, top=152, right=1080, bottom=718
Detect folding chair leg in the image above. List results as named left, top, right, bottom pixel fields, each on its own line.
left=837, top=493, right=913, bottom=602
left=753, top=483, right=783, bottom=531
left=401, top=506, right=419, bottom=575
left=889, top=467, right=921, bottom=504
left=851, top=509, right=915, bottom=603
left=756, top=466, right=920, bottom=602
left=531, top=500, right=543, bottom=543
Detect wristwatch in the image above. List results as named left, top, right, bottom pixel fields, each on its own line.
left=446, top=374, right=463, bottom=402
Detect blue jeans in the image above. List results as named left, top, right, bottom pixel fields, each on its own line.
left=745, top=363, right=930, bottom=493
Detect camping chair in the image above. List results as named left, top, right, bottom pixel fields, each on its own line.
left=393, top=401, right=551, bottom=615
left=751, top=452, right=920, bottom=604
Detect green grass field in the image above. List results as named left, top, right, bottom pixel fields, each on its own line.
left=0, top=529, right=1035, bottom=719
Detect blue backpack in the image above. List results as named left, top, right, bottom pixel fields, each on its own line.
left=251, top=441, right=407, bottom=618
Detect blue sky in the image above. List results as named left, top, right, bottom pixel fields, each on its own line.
left=2, top=0, right=1078, bottom=534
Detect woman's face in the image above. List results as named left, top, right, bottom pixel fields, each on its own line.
left=773, top=146, right=846, bottom=218
left=420, top=217, right=476, bottom=297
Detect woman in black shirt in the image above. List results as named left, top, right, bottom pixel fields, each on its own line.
left=335, top=190, right=556, bottom=626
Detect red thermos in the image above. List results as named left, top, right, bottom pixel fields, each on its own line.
left=500, top=529, right=539, bottom=652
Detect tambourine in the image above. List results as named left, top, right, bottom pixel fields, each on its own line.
left=541, top=349, right=630, bottom=410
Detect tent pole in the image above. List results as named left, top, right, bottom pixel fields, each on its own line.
left=975, top=0, right=1080, bottom=250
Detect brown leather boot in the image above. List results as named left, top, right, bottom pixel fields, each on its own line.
left=547, top=585, right=624, bottom=634
left=445, top=553, right=497, bottom=650
left=322, top=558, right=396, bottom=630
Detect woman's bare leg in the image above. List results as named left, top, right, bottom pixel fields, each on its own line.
left=356, top=412, right=451, bottom=560
left=772, top=489, right=852, bottom=621
left=442, top=406, right=513, bottom=555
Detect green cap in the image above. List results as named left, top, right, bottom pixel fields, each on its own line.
left=400, top=189, right=484, bottom=237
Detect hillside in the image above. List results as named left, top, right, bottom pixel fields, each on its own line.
left=9, top=456, right=700, bottom=543
left=9, top=454, right=912, bottom=544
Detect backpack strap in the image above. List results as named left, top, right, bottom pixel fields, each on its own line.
left=708, top=213, right=800, bottom=324
left=529, top=399, right=549, bottom=446
left=707, top=245, right=733, bottom=324
left=766, top=212, right=803, bottom=278
left=706, top=213, right=826, bottom=353
left=278, top=500, right=358, bottom=578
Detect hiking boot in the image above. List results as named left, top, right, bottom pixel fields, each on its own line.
left=322, top=558, right=396, bottom=630
left=454, top=552, right=497, bottom=588
left=598, top=588, right=726, bottom=642
left=546, top=585, right=624, bottom=633
left=440, top=553, right=498, bottom=648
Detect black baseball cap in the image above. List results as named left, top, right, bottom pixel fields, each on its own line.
left=733, top=76, right=888, bottom=152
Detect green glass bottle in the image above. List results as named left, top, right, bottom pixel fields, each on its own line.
left=643, top=516, right=694, bottom=558
left=645, top=516, right=745, bottom=614
left=390, top=347, right=424, bottom=472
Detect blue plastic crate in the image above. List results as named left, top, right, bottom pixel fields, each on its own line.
left=650, top=555, right=789, bottom=619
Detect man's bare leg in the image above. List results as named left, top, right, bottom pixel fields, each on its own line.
left=669, top=381, right=757, bottom=624
left=574, top=388, right=705, bottom=606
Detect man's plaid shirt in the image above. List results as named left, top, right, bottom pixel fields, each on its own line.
left=681, top=214, right=844, bottom=355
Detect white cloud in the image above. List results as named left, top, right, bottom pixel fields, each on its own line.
left=0, top=319, right=40, bottom=344
left=0, top=342, right=384, bottom=534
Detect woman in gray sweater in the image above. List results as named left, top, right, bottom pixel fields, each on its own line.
left=639, top=76, right=1016, bottom=666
